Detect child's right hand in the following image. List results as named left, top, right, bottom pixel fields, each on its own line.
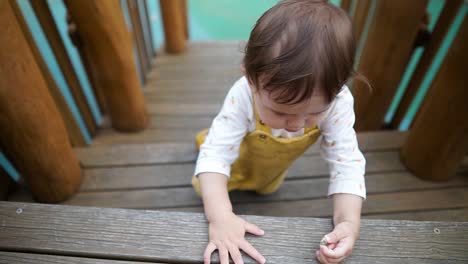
left=204, top=211, right=266, bottom=264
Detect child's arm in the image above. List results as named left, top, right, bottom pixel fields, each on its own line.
left=316, top=193, right=362, bottom=263
left=199, top=172, right=266, bottom=264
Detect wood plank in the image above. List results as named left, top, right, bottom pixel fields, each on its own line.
left=93, top=122, right=407, bottom=146
left=364, top=208, right=468, bottom=222
left=100, top=115, right=215, bottom=130
left=0, top=251, right=164, bottom=264
left=9, top=0, right=86, bottom=146
left=78, top=136, right=403, bottom=167
left=1, top=202, right=467, bottom=263
left=169, top=187, right=468, bottom=219
left=146, top=103, right=222, bottom=115
left=391, top=0, right=464, bottom=128
left=79, top=150, right=408, bottom=191
left=30, top=0, right=97, bottom=136
left=92, top=127, right=206, bottom=144
left=69, top=171, right=468, bottom=209
left=353, top=0, right=428, bottom=131
left=76, top=142, right=198, bottom=166
left=143, top=78, right=235, bottom=92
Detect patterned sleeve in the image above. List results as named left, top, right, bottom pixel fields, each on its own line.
left=319, top=86, right=366, bottom=199
left=194, top=78, right=251, bottom=178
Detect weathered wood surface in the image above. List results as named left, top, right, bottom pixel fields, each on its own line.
left=11, top=0, right=87, bottom=146
left=390, top=0, right=464, bottom=128
left=0, top=0, right=82, bottom=202
left=0, top=252, right=162, bottom=264
left=78, top=141, right=404, bottom=168
left=65, top=0, right=149, bottom=132
left=30, top=0, right=97, bottom=136
left=1, top=202, right=467, bottom=264
left=353, top=0, right=428, bottom=131
left=400, top=15, right=468, bottom=181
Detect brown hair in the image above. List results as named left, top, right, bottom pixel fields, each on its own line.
left=243, top=0, right=356, bottom=104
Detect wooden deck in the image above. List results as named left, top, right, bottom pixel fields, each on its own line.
left=8, top=41, right=468, bottom=221
left=2, top=201, right=468, bottom=264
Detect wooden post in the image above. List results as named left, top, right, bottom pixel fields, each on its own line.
left=390, top=0, right=463, bottom=128
left=341, top=0, right=351, bottom=13
left=400, top=16, right=468, bottom=181
left=352, top=0, right=371, bottom=43
left=29, top=1, right=98, bottom=136
left=352, top=0, right=428, bottom=131
left=160, top=0, right=186, bottom=53
left=0, top=167, right=13, bottom=201
left=0, top=0, right=82, bottom=202
left=181, top=0, right=189, bottom=39
left=9, top=1, right=87, bottom=146
left=127, top=0, right=150, bottom=83
left=65, top=0, right=149, bottom=132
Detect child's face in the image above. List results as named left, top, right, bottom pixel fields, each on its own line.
left=253, top=88, right=331, bottom=132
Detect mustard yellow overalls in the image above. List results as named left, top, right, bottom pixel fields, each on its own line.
left=192, top=102, right=321, bottom=195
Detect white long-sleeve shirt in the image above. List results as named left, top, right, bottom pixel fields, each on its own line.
left=195, top=77, right=366, bottom=199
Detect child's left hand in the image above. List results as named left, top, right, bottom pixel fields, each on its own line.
left=315, top=221, right=358, bottom=263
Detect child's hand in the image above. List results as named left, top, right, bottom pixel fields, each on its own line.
left=316, top=221, right=358, bottom=263
left=204, top=211, right=266, bottom=264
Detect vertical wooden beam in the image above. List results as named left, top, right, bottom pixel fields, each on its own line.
left=65, top=0, right=149, bottom=132
left=10, top=1, right=86, bottom=146
left=68, top=20, right=108, bottom=115
left=127, top=0, right=150, bottom=78
left=390, top=0, right=463, bottom=129
left=160, top=0, right=186, bottom=53
left=352, top=0, right=371, bottom=42
left=0, top=167, right=13, bottom=201
left=341, top=0, right=351, bottom=13
left=352, top=0, right=428, bottom=131
left=0, top=0, right=82, bottom=202
left=181, top=0, right=189, bottom=39
left=29, top=1, right=97, bottom=136
left=401, top=16, right=468, bottom=181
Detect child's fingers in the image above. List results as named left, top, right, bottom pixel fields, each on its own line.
left=218, top=245, right=230, bottom=264
left=203, top=242, right=217, bottom=264
left=244, top=222, right=265, bottom=236
left=316, top=249, right=336, bottom=264
left=239, top=240, right=266, bottom=264
left=320, top=244, right=348, bottom=259
left=227, top=243, right=244, bottom=264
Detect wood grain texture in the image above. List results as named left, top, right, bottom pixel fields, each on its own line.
left=30, top=0, right=97, bottom=136
left=391, top=0, right=464, bottom=128
left=65, top=0, right=149, bottom=132
left=0, top=251, right=162, bottom=264
left=0, top=1, right=82, bottom=202
left=1, top=202, right=467, bottom=263
left=352, top=0, right=371, bottom=42
left=127, top=0, right=150, bottom=81
left=159, top=0, right=186, bottom=53
left=9, top=0, right=86, bottom=146
left=353, top=0, right=428, bottom=131
left=401, top=16, right=468, bottom=181
left=69, top=171, right=468, bottom=210
left=0, top=168, right=13, bottom=201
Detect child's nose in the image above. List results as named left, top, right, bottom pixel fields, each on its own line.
left=287, top=116, right=305, bottom=128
